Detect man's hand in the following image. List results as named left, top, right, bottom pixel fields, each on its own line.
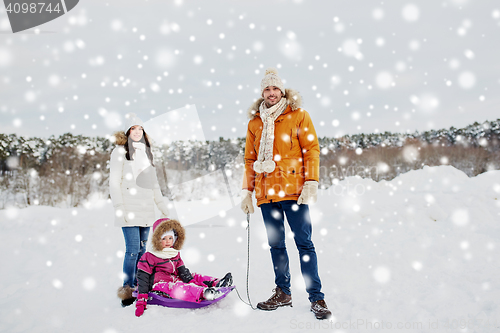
left=297, top=181, right=318, bottom=205
left=240, top=190, right=255, bottom=214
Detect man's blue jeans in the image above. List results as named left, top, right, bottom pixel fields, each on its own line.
left=122, top=226, right=150, bottom=288
left=260, top=200, right=324, bottom=303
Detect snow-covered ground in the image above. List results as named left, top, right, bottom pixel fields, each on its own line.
left=1, top=165, right=499, bottom=333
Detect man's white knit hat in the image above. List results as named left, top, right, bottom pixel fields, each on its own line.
left=261, top=68, right=285, bottom=96
left=125, top=113, right=144, bottom=132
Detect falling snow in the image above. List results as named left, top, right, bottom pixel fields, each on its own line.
left=0, top=1, right=498, bottom=138
left=1, top=0, right=500, bottom=331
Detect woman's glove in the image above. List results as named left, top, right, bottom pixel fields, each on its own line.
left=135, top=294, right=148, bottom=317
left=297, top=181, right=318, bottom=205
left=240, top=190, right=255, bottom=214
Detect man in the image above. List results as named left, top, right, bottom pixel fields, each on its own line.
left=241, top=68, right=331, bottom=320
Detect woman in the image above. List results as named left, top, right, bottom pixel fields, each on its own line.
left=109, top=113, right=170, bottom=307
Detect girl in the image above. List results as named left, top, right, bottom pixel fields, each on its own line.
left=109, top=113, right=170, bottom=306
left=135, top=218, right=232, bottom=317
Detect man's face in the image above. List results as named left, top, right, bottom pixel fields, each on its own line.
left=263, top=86, right=283, bottom=107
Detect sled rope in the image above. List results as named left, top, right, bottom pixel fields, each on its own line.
left=234, top=213, right=258, bottom=310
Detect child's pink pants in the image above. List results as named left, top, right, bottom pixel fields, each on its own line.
left=152, top=273, right=215, bottom=303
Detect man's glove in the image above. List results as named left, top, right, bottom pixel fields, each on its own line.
left=240, top=190, right=255, bottom=214
left=135, top=294, right=148, bottom=317
left=297, top=181, right=318, bottom=205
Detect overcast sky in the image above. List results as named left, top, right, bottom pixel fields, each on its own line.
left=0, top=0, right=499, bottom=141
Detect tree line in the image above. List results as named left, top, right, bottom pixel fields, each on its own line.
left=1, top=119, right=499, bottom=208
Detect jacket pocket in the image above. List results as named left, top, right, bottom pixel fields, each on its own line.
left=254, top=173, right=265, bottom=200
left=280, top=159, right=304, bottom=196
left=283, top=169, right=304, bottom=196
left=289, top=127, right=302, bottom=155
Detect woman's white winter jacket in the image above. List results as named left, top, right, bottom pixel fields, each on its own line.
left=109, top=142, right=169, bottom=227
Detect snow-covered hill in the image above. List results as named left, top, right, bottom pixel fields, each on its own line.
left=1, top=166, right=499, bottom=333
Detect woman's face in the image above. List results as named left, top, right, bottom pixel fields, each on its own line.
left=129, top=125, right=144, bottom=142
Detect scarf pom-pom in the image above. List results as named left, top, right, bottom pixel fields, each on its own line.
left=262, top=160, right=276, bottom=173
left=253, top=161, right=264, bottom=173
left=254, top=160, right=276, bottom=173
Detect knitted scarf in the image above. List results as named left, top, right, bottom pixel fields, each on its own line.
left=131, top=142, right=151, bottom=177
left=149, top=247, right=179, bottom=259
left=253, top=97, right=287, bottom=174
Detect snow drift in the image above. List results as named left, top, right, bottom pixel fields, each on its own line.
left=1, top=166, right=499, bottom=333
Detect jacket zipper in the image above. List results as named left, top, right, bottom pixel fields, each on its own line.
left=264, top=173, right=267, bottom=199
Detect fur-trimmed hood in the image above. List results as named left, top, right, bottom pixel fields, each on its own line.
left=247, top=88, right=303, bottom=120
left=151, top=218, right=186, bottom=251
left=113, top=131, right=128, bottom=146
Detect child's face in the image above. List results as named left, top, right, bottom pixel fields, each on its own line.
left=161, top=235, right=175, bottom=249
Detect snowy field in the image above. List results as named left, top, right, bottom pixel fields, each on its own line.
left=1, top=165, right=499, bottom=333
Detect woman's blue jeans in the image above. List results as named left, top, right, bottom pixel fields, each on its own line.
left=260, top=200, right=324, bottom=303
left=122, top=226, right=150, bottom=288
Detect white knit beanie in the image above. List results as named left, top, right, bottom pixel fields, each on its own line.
left=161, top=229, right=177, bottom=245
left=261, top=68, right=285, bottom=96
left=125, top=113, right=144, bottom=133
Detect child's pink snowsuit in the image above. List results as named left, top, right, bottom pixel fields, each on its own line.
left=137, top=251, right=216, bottom=303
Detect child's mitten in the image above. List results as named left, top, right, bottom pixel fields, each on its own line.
left=135, top=294, right=148, bottom=317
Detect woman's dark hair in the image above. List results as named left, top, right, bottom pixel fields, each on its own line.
left=124, top=127, right=155, bottom=167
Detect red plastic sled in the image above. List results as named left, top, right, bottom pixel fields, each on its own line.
left=133, top=286, right=234, bottom=309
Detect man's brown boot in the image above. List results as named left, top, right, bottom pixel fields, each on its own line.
left=257, top=287, right=292, bottom=310
left=311, top=299, right=332, bottom=320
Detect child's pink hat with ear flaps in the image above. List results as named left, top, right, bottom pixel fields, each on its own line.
left=151, top=218, right=186, bottom=251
